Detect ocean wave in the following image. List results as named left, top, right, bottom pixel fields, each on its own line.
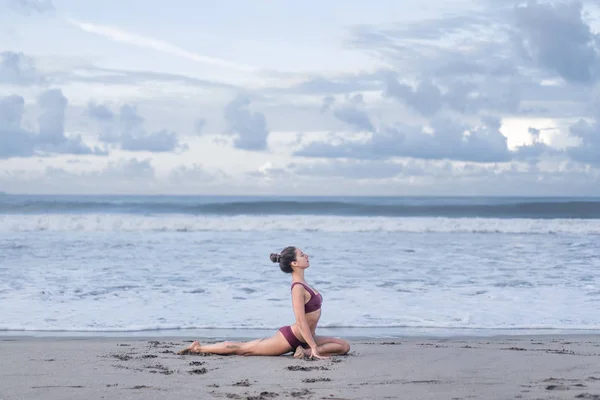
left=1, top=197, right=600, bottom=219
left=1, top=214, right=599, bottom=234
left=2, top=323, right=600, bottom=333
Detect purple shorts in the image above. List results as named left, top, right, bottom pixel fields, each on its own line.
left=279, top=325, right=309, bottom=350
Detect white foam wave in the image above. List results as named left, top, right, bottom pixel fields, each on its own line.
left=1, top=214, right=599, bottom=234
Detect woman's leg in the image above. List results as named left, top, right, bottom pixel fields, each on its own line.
left=177, top=331, right=293, bottom=356
left=293, top=335, right=351, bottom=358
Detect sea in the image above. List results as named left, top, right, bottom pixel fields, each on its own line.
left=1, top=195, right=599, bottom=339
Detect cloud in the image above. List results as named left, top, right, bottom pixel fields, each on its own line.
left=2, top=0, right=53, bottom=14
left=384, top=77, right=444, bottom=117
left=86, top=102, right=187, bottom=153
left=0, top=95, right=34, bottom=158
left=99, top=158, right=155, bottom=180
left=0, top=158, right=230, bottom=194
left=194, top=118, right=206, bottom=135
left=222, top=95, right=270, bottom=151
left=381, top=72, right=522, bottom=117
left=58, top=66, right=237, bottom=89
left=168, top=164, right=227, bottom=184
left=284, top=69, right=392, bottom=96
left=67, top=19, right=256, bottom=72
left=289, top=159, right=404, bottom=180
left=0, top=51, right=46, bottom=86
left=240, top=156, right=600, bottom=196
left=323, top=94, right=374, bottom=132
left=345, top=12, right=501, bottom=73
left=339, top=1, right=600, bottom=119
left=568, top=117, right=600, bottom=166
left=512, top=0, right=600, bottom=83
left=37, top=158, right=158, bottom=193
left=296, top=114, right=523, bottom=163
left=0, top=89, right=104, bottom=158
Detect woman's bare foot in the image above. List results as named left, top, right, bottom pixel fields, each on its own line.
left=293, top=346, right=308, bottom=359
left=177, top=340, right=201, bottom=355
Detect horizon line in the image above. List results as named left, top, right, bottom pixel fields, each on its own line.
left=1, top=192, right=599, bottom=198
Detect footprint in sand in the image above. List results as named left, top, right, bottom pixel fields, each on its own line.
left=286, top=366, right=329, bottom=371
left=188, top=368, right=207, bottom=375
left=302, top=377, right=332, bottom=383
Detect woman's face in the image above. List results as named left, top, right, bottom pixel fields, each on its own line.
left=293, top=248, right=310, bottom=270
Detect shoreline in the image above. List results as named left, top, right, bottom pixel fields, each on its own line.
left=4, top=332, right=600, bottom=340
left=2, top=327, right=600, bottom=341
left=2, top=335, right=600, bottom=400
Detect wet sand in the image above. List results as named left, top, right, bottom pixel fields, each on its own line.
left=1, top=335, right=600, bottom=399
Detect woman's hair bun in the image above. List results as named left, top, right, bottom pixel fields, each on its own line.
left=269, top=253, right=280, bottom=263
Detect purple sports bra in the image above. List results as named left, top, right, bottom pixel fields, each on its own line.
left=291, top=282, right=323, bottom=313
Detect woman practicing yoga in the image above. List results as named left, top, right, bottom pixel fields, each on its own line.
left=177, top=247, right=350, bottom=359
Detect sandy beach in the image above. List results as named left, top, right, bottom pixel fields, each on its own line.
left=1, top=335, right=600, bottom=400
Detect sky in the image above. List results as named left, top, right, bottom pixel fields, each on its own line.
left=1, top=0, right=600, bottom=196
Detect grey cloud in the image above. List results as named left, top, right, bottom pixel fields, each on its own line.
left=512, top=1, right=600, bottom=83
left=296, top=115, right=519, bottom=163
left=298, top=92, right=593, bottom=167
left=384, top=77, right=443, bottom=117
left=0, top=95, right=34, bottom=158
left=382, top=116, right=512, bottom=163
left=223, top=95, right=269, bottom=151
left=120, top=129, right=180, bottom=152
left=333, top=106, right=374, bottom=132
left=87, top=102, right=113, bottom=121
left=384, top=75, right=521, bottom=117
left=37, top=89, right=103, bottom=155
left=38, top=89, right=67, bottom=146
left=86, top=102, right=187, bottom=153
left=0, top=51, right=45, bottom=86
left=568, top=117, right=600, bottom=166
left=565, top=93, right=600, bottom=166
left=514, top=142, right=554, bottom=163
left=0, top=90, right=103, bottom=158
left=325, top=94, right=374, bottom=132
left=296, top=16, right=527, bottom=118
left=444, top=81, right=521, bottom=114
left=341, top=2, right=600, bottom=119
left=345, top=13, right=503, bottom=72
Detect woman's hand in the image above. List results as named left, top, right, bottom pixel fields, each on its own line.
left=310, top=346, right=329, bottom=360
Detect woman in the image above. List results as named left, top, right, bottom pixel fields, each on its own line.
left=177, top=247, right=350, bottom=359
